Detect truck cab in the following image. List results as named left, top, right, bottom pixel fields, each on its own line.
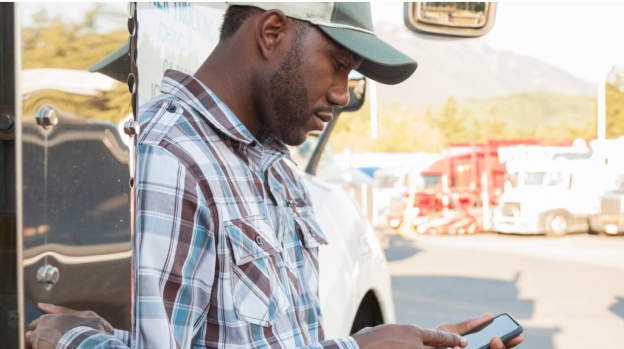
left=495, top=142, right=624, bottom=236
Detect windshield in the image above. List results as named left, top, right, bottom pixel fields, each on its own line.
left=522, top=172, right=567, bottom=186
left=422, top=175, right=442, bottom=188
left=374, top=175, right=400, bottom=188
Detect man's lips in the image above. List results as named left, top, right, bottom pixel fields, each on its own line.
left=315, top=112, right=333, bottom=123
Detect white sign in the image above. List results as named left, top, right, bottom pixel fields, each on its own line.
left=138, top=2, right=226, bottom=106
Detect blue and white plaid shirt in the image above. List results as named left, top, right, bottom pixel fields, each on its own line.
left=58, top=70, right=359, bottom=349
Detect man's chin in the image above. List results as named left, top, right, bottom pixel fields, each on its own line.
left=281, top=131, right=309, bottom=147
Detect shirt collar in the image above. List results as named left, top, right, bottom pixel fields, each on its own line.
left=159, top=69, right=292, bottom=158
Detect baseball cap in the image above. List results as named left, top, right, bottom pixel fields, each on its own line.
left=230, top=2, right=417, bottom=85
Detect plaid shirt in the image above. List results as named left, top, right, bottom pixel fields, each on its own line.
left=58, top=70, right=359, bottom=349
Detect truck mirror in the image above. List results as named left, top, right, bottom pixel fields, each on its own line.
left=404, top=2, right=497, bottom=38
left=342, top=71, right=367, bottom=113
left=304, top=72, right=366, bottom=175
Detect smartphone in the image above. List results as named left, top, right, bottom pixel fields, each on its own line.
left=24, top=300, right=48, bottom=329
left=435, top=313, right=523, bottom=349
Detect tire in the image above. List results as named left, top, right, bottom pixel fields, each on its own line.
left=349, top=291, right=384, bottom=335
left=547, top=214, right=568, bottom=237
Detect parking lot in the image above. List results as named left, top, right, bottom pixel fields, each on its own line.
left=379, top=230, right=624, bottom=349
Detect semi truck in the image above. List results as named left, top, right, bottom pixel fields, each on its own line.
left=494, top=139, right=624, bottom=236
left=396, top=140, right=573, bottom=235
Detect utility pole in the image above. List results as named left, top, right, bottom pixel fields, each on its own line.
left=598, top=69, right=607, bottom=141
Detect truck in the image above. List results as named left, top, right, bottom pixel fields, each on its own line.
left=397, top=140, right=573, bottom=235
left=494, top=139, right=624, bottom=236
left=590, top=184, right=624, bottom=236
left=588, top=139, right=624, bottom=236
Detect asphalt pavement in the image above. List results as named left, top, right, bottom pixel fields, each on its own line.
left=379, top=229, right=624, bottom=349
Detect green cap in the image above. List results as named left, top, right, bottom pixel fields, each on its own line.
left=230, top=2, right=417, bottom=85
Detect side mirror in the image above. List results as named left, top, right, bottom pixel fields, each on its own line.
left=342, top=71, right=367, bottom=113
left=305, top=72, right=367, bottom=175
left=404, top=2, right=497, bottom=38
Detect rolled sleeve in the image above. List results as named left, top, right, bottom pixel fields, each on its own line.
left=113, top=329, right=131, bottom=347
left=302, top=337, right=360, bottom=349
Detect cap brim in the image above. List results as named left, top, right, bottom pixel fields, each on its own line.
left=318, top=26, right=417, bottom=85
left=87, top=38, right=131, bottom=83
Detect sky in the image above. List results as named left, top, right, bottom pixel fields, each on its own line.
left=19, top=2, right=624, bottom=84
left=370, top=2, right=624, bottom=84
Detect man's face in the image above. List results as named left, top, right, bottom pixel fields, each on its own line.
left=267, top=25, right=363, bottom=146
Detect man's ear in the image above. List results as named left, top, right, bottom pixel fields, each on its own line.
left=255, top=9, right=289, bottom=60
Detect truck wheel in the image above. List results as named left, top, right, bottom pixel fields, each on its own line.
left=547, top=214, right=568, bottom=236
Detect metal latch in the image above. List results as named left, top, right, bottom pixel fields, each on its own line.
left=37, top=265, right=60, bottom=289
left=35, top=106, right=58, bottom=129
left=123, top=120, right=140, bottom=136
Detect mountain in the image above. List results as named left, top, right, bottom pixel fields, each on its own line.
left=374, top=22, right=596, bottom=107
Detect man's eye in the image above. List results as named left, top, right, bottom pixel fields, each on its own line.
left=335, top=59, right=347, bottom=71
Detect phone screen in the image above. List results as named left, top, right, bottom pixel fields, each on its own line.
left=461, top=314, right=519, bottom=349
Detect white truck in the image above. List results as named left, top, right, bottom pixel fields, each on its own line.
left=494, top=141, right=624, bottom=236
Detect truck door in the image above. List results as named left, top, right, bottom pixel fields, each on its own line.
left=15, top=3, right=134, bottom=342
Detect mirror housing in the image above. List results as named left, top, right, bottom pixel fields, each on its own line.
left=341, top=71, right=367, bottom=113
left=404, top=2, right=497, bottom=38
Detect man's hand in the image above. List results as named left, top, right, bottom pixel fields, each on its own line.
left=352, top=323, right=468, bottom=349
left=26, top=303, right=113, bottom=349
left=431, top=314, right=524, bottom=349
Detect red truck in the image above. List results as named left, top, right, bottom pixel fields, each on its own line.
left=396, top=140, right=574, bottom=235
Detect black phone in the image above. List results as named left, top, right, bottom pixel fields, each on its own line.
left=436, top=313, right=523, bottom=349
left=24, top=300, right=48, bottom=329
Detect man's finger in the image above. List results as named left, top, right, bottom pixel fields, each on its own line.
left=29, top=317, right=40, bottom=331
left=504, top=334, right=524, bottom=348
left=38, top=303, right=97, bottom=318
left=29, top=329, right=40, bottom=349
left=37, top=303, right=72, bottom=315
left=25, top=331, right=33, bottom=349
left=453, top=313, right=494, bottom=334
left=421, top=328, right=467, bottom=348
left=490, top=336, right=505, bottom=349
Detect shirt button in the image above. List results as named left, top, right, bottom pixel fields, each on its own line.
left=250, top=140, right=257, bottom=147
left=310, top=230, right=316, bottom=237
left=286, top=199, right=294, bottom=207
left=255, top=235, right=263, bottom=245
left=167, top=105, right=177, bottom=113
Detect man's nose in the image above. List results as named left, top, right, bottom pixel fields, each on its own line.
left=327, top=83, right=350, bottom=109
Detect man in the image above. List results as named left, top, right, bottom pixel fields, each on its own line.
left=28, top=3, right=523, bottom=349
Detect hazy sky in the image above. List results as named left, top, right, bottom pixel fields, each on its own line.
left=370, top=2, right=624, bottom=83
left=21, top=2, right=624, bottom=84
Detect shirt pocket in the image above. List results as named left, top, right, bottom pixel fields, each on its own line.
left=290, top=199, right=329, bottom=249
left=224, top=215, right=289, bottom=327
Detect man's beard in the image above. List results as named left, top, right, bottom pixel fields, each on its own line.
left=269, top=40, right=313, bottom=146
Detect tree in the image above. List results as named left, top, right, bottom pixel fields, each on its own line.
left=606, top=66, right=624, bottom=138
left=21, top=5, right=131, bottom=124
left=427, top=96, right=466, bottom=142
